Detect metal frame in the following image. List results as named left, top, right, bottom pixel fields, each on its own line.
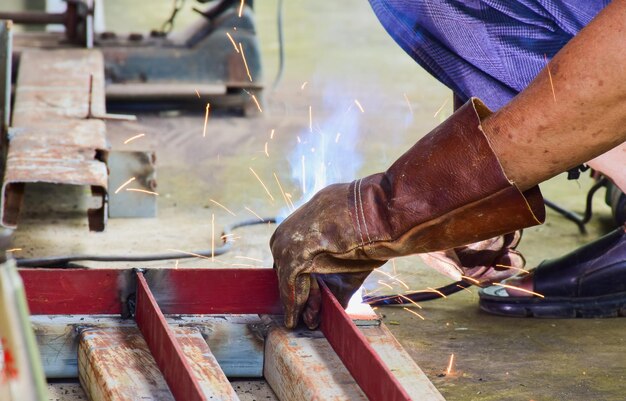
left=20, top=268, right=411, bottom=401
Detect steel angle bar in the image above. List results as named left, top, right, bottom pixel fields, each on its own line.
left=318, top=279, right=413, bottom=401
left=134, top=272, right=207, bottom=401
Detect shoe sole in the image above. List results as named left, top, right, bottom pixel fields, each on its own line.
left=479, top=291, right=626, bottom=318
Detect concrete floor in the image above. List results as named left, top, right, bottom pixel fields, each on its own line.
left=7, top=1, right=626, bottom=400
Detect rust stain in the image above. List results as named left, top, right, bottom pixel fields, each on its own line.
left=1, top=49, right=108, bottom=231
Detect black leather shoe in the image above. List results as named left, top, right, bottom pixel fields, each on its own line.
left=479, top=225, right=626, bottom=318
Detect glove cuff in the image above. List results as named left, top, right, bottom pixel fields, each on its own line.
left=348, top=97, right=545, bottom=257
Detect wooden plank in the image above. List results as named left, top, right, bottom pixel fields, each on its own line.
left=263, top=322, right=367, bottom=401
left=32, top=315, right=265, bottom=379
left=173, top=327, right=240, bottom=401
left=360, top=324, right=445, bottom=400
left=78, top=327, right=175, bottom=401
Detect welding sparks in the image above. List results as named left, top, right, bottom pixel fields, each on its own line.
left=495, top=264, right=530, bottom=274
left=264, top=142, right=269, bottom=157
left=239, top=42, right=252, bottom=81
left=235, top=255, right=264, bottom=263
left=456, top=284, right=473, bottom=294
left=434, top=98, right=449, bottom=118
left=250, top=94, right=263, bottom=113
left=372, top=269, right=409, bottom=289
left=398, top=294, right=422, bottom=309
left=426, top=287, right=447, bottom=298
left=273, top=172, right=293, bottom=211
left=174, top=260, right=179, bottom=268
left=238, top=0, right=244, bottom=17
left=114, top=177, right=136, bottom=194
left=460, top=275, right=481, bottom=285
left=403, top=93, right=414, bottom=115
left=203, top=103, right=211, bottom=137
left=126, top=188, right=159, bottom=196
left=308, top=106, right=313, bottom=132
left=6, top=248, right=21, bottom=253
left=249, top=167, right=275, bottom=201
left=270, top=129, right=275, bottom=139
left=494, top=283, right=545, bottom=298
left=354, top=99, right=365, bottom=113
left=544, top=54, right=557, bottom=103
left=167, top=249, right=213, bottom=261
left=209, top=198, right=236, bottom=216
left=194, top=89, right=201, bottom=98
left=392, top=259, right=397, bottom=275
left=301, top=81, right=308, bottom=90
left=124, top=133, right=145, bottom=144
left=403, top=307, right=425, bottom=320
left=335, top=132, right=341, bottom=143
left=226, top=32, right=239, bottom=53
left=446, top=354, right=455, bottom=375
left=211, top=213, right=215, bottom=261
left=377, top=280, right=393, bottom=290
left=244, top=206, right=264, bottom=222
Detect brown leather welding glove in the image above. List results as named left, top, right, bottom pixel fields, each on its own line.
left=270, top=98, right=545, bottom=329
left=419, top=231, right=527, bottom=285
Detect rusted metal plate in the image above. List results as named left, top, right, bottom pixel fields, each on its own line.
left=173, top=327, right=240, bottom=401
left=1, top=49, right=108, bottom=232
left=319, top=280, right=413, bottom=401
left=135, top=272, right=208, bottom=401
left=360, top=324, right=445, bottom=400
left=78, top=327, right=174, bottom=401
left=11, top=50, right=106, bottom=123
left=263, top=321, right=367, bottom=401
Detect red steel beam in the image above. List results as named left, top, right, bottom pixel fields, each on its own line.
left=147, top=268, right=282, bottom=315
left=20, top=268, right=122, bottom=315
left=19, top=268, right=282, bottom=315
left=135, top=272, right=207, bottom=401
left=319, top=279, right=412, bottom=401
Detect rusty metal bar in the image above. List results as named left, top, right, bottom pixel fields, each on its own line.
left=319, top=279, right=413, bottom=401
left=135, top=272, right=208, bottom=401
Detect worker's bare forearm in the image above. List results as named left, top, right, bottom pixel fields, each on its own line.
left=482, top=0, right=626, bottom=191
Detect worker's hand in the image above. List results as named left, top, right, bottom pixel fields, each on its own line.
left=419, top=231, right=526, bottom=285
left=270, top=183, right=384, bottom=329
left=271, top=98, right=544, bottom=329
